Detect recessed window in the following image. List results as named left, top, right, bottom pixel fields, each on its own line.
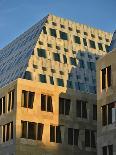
left=42, top=26, right=47, bottom=34
left=106, top=38, right=109, bottom=42
left=53, top=53, right=60, bottom=62
left=39, top=41, right=43, bottom=45
left=64, top=48, right=68, bottom=52
left=75, top=82, right=85, bottom=91
left=39, top=74, right=47, bottom=83
left=51, top=68, right=56, bottom=73
left=2, top=122, right=13, bottom=143
left=83, top=38, right=87, bottom=46
left=21, top=90, right=35, bottom=109
left=101, top=66, right=111, bottom=90
left=84, top=32, right=88, bottom=36
left=41, top=94, right=53, bottom=112
left=60, top=31, right=68, bottom=40
left=50, top=125, right=62, bottom=143
left=8, top=90, right=15, bottom=112
left=63, top=55, right=67, bottom=64
left=70, top=57, right=77, bottom=66
left=74, top=36, right=81, bottom=44
left=68, top=128, right=79, bottom=146
left=89, top=40, right=96, bottom=49
left=85, top=129, right=96, bottom=148
left=24, top=71, right=32, bottom=80
left=76, top=100, right=87, bottom=118
left=57, top=78, right=64, bottom=87
left=0, top=96, right=5, bottom=115
left=37, top=48, right=46, bottom=58
left=68, top=27, right=73, bottom=31
left=59, top=97, right=71, bottom=115
left=56, top=46, right=61, bottom=50
left=93, top=104, right=97, bottom=120
left=33, top=64, right=38, bottom=69
left=49, top=76, right=54, bottom=85
left=88, top=54, right=92, bottom=59
left=50, top=28, right=57, bottom=37
left=52, top=22, right=57, bottom=26
left=80, top=52, right=85, bottom=57
left=60, top=24, right=65, bottom=29
left=76, top=29, right=80, bottom=33
left=102, top=145, right=113, bottom=155
left=47, top=43, right=52, bottom=48
left=91, top=34, right=95, bottom=38
left=98, top=43, right=103, bottom=51
left=98, top=36, right=102, bottom=40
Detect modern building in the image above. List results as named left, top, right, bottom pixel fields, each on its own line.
left=97, top=31, right=116, bottom=155
left=0, top=14, right=112, bottom=155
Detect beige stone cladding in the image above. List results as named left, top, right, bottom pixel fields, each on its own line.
left=96, top=48, right=116, bottom=155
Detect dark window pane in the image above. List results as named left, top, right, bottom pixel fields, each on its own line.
left=108, top=102, right=114, bottom=124
left=3, top=125, right=5, bottom=142
left=43, top=26, right=47, bottom=34
left=82, top=101, right=87, bottom=118
left=70, top=57, right=77, bottom=66
left=67, top=80, right=73, bottom=89
left=76, top=100, right=81, bottom=117
left=60, top=31, right=68, bottom=40
left=11, top=122, right=13, bottom=139
left=93, top=104, right=97, bottom=120
left=79, top=59, right=85, bottom=68
left=28, top=122, right=36, bottom=140
left=74, top=129, right=79, bottom=146
left=24, top=71, right=32, bottom=80
left=56, top=126, right=62, bottom=143
left=102, top=68, right=106, bottom=89
left=57, top=78, right=64, bottom=87
left=41, top=94, right=46, bottom=111
left=102, top=105, right=107, bottom=126
left=53, top=53, right=60, bottom=62
left=38, top=123, right=44, bottom=141
left=50, top=76, right=54, bottom=85
left=39, top=74, right=46, bottom=83
left=107, top=66, right=111, bottom=87
left=91, top=131, right=96, bottom=148
left=85, top=129, right=90, bottom=147
left=65, top=99, right=71, bottom=115
left=50, top=28, right=57, bottom=37
left=59, top=98, right=64, bottom=114
left=21, top=121, right=27, bottom=138
left=37, top=48, right=46, bottom=58
left=63, top=55, right=67, bottom=64
left=103, top=146, right=107, bottom=155
left=0, top=98, right=2, bottom=115
left=89, top=40, right=96, bottom=49
left=28, top=92, right=35, bottom=109
left=47, top=96, right=53, bottom=112
left=21, top=90, right=28, bottom=108
left=98, top=43, right=103, bottom=51
left=50, top=125, right=55, bottom=142
left=108, top=145, right=113, bottom=155
left=105, top=45, right=109, bottom=52
left=6, top=123, right=10, bottom=141
left=74, top=36, right=81, bottom=44
left=68, top=128, right=73, bottom=145
left=83, top=38, right=87, bottom=46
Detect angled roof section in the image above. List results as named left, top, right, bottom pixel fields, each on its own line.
left=0, top=15, right=48, bottom=88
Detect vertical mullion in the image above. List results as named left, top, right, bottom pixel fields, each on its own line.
left=27, top=122, right=28, bottom=138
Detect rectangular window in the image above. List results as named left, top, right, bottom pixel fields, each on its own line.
left=50, top=76, right=54, bottom=85
left=41, top=94, right=53, bottom=112
left=21, top=90, right=35, bottom=109
left=98, top=43, right=103, bottom=51
left=70, top=57, right=77, bottom=66
left=74, top=36, right=81, bottom=44
left=93, top=104, right=97, bottom=120
left=59, top=97, right=71, bottom=115
left=103, top=146, right=107, bottom=155
left=39, top=74, right=47, bottom=83
left=0, top=96, right=5, bottom=115
left=28, top=122, right=36, bottom=140
left=63, top=55, right=67, bottom=64
left=50, top=125, right=62, bottom=143
left=76, top=100, right=87, bottom=118
left=102, top=105, right=107, bottom=126
left=21, top=121, right=27, bottom=138
left=37, top=48, right=46, bottom=58
left=108, top=145, right=113, bottom=155
left=37, top=123, right=44, bottom=140
left=2, top=122, right=13, bottom=143
left=42, top=26, right=47, bottom=34
left=57, top=78, right=64, bottom=87
left=83, top=38, right=87, bottom=46
left=105, top=45, right=109, bottom=52
left=85, top=129, right=96, bottom=148
left=67, top=80, right=73, bottom=89
left=85, top=129, right=90, bottom=147
left=8, top=90, right=15, bottom=112
left=50, top=28, right=57, bottom=37
left=60, top=31, right=68, bottom=40
left=53, top=53, right=60, bottom=62
left=68, top=128, right=79, bottom=146
left=24, top=71, right=32, bottom=80
left=108, top=102, right=115, bottom=124
left=89, top=40, right=96, bottom=49
left=87, top=62, right=96, bottom=71
left=101, top=66, right=111, bottom=90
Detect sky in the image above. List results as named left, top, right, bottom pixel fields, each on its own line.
left=0, top=0, right=115, bottom=49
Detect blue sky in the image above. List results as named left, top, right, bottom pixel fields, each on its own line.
left=0, top=0, right=115, bottom=49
